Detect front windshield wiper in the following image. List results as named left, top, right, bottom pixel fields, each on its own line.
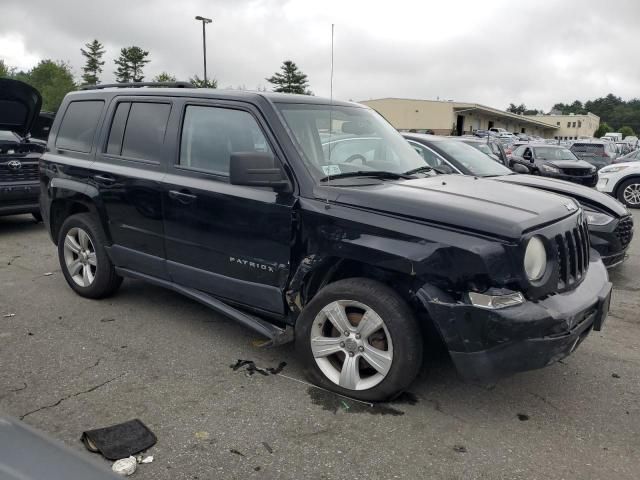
left=319, top=170, right=414, bottom=182
left=403, top=165, right=434, bottom=175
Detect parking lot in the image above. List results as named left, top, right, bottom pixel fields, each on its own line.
left=0, top=212, right=638, bottom=479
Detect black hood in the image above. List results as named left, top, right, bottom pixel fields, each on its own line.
left=495, top=174, right=627, bottom=217
left=0, top=78, right=42, bottom=138
left=316, top=175, right=578, bottom=240
left=545, top=159, right=594, bottom=169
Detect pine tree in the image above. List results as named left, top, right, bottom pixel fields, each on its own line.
left=153, top=72, right=176, bottom=82
left=114, top=46, right=150, bottom=83
left=80, top=40, right=105, bottom=85
left=189, top=75, right=217, bottom=88
left=266, top=60, right=310, bottom=94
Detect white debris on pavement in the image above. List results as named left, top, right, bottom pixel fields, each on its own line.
left=112, top=456, right=137, bottom=476
left=3, top=314, right=16, bottom=318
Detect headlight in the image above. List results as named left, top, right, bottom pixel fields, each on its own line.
left=524, top=236, right=547, bottom=282
left=541, top=164, right=560, bottom=174
left=583, top=207, right=614, bottom=226
left=599, top=166, right=628, bottom=174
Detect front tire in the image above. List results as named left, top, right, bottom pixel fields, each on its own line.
left=617, top=178, right=640, bottom=208
left=57, top=213, right=123, bottom=298
left=296, top=278, right=423, bottom=402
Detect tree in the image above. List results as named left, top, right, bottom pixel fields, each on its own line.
left=189, top=75, right=217, bottom=88
left=153, top=72, right=176, bottom=82
left=80, top=39, right=105, bottom=85
left=17, top=60, right=75, bottom=112
left=619, top=126, right=635, bottom=138
left=594, top=122, right=612, bottom=138
left=114, top=46, right=150, bottom=83
left=0, top=59, right=13, bottom=78
left=266, top=60, right=310, bottom=94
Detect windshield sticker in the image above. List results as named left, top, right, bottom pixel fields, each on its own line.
left=322, top=165, right=342, bottom=176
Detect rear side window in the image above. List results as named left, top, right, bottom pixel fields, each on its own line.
left=179, top=105, right=271, bottom=175
left=106, top=102, right=131, bottom=155
left=56, top=100, right=104, bottom=153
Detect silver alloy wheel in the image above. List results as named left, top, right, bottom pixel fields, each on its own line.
left=310, top=300, right=393, bottom=391
left=63, top=227, right=97, bottom=287
left=623, top=183, right=640, bottom=206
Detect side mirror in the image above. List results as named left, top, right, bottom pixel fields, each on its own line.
left=229, top=152, right=291, bottom=191
left=513, top=163, right=529, bottom=174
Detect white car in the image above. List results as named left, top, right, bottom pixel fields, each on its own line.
left=596, top=161, right=640, bottom=208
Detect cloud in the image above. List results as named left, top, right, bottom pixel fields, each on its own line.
left=1, top=0, right=639, bottom=110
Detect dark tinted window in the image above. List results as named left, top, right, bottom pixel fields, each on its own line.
left=121, top=102, right=171, bottom=162
left=179, top=106, right=271, bottom=175
left=56, top=100, right=104, bottom=152
left=106, top=102, right=131, bottom=155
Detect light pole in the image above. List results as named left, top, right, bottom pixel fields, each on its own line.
left=195, top=16, right=212, bottom=86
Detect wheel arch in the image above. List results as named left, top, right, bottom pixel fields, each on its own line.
left=614, top=174, right=640, bottom=199
left=49, top=192, right=110, bottom=246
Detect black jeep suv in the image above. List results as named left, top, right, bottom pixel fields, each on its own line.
left=0, top=79, right=46, bottom=221
left=40, top=85, right=612, bottom=401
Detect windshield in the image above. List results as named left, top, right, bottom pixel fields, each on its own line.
left=275, top=103, right=425, bottom=181
left=435, top=140, right=512, bottom=176
left=534, top=147, right=578, bottom=160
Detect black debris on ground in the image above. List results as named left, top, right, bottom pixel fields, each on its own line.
left=229, top=449, right=245, bottom=457
left=229, top=359, right=287, bottom=376
left=612, top=373, right=621, bottom=378
left=262, top=442, right=273, bottom=454
left=453, top=444, right=467, bottom=453
left=517, top=413, right=530, bottom=421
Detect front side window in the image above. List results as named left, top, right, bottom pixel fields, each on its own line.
left=179, top=105, right=271, bottom=175
left=275, top=103, right=424, bottom=180
left=56, top=100, right=104, bottom=153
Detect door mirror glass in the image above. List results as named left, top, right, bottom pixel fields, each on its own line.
left=229, top=152, right=290, bottom=191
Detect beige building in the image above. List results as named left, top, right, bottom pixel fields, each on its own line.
left=360, top=98, right=558, bottom=137
left=524, top=112, right=600, bottom=140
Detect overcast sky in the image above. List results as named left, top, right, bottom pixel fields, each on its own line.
left=2, top=0, right=639, bottom=111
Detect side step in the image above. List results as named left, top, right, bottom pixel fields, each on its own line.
left=115, top=268, right=294, bottom=346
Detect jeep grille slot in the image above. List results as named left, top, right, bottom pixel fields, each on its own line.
left=555, top=221, right=589, bottom=289
left=615, top=216, right=634, bottom=248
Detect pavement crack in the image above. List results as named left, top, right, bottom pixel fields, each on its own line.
left=19, top=373, right=125, bottom=420
left=7, top=255, right=20, bottom=266
left=11, top=382, right=27, bottom=393
left=528, top=391, right=561, bottom=411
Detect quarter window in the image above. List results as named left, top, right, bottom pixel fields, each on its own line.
left=179, top=105, right=271, bottom=175
left=56, top=100, right=104, bottom=153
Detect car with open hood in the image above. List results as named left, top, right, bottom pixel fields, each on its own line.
left=403, top=133, right=634, bottom=267
left=0, top=78, right=46, bottom=221
left=40, top=84, right=611, bottom=401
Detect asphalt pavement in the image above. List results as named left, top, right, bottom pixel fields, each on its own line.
left=1, top=212, right=639, bottom=480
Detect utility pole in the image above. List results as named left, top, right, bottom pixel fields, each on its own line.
left=195, top=16, right=212, bottom=85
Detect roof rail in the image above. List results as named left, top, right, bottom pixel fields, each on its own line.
left=79, top=81, right=194, bottom=90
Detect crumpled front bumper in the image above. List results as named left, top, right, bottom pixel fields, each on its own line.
left=416, top=256, right=612, bottom=382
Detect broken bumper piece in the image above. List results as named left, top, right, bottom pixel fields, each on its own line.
left=417, top=257, right=612, bottom=382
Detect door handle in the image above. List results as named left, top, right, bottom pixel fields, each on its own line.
left=168, top=189, right=197, bottom=204
left=94, top=174, right=116, bottom=185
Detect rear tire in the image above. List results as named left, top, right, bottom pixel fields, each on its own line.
left=616, top=178, right=640, bottom=208
left=296, top=278, right=423, bottom=402
left=57, top=213, right=122, bottom=298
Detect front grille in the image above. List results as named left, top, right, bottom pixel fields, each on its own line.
left=554, top=221, right=590, bottom=290
left=561, top=168, right=592, bottom=176
left=615, top=216, right=634, bottom=248
left=0, top=162, right=39, bottom=182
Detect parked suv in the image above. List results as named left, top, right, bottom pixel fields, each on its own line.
left=0, top=79, right=46, bottom=221
left=41, top=85, right=612, bottom=401
left=509, top=143, right=597, bottom=186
